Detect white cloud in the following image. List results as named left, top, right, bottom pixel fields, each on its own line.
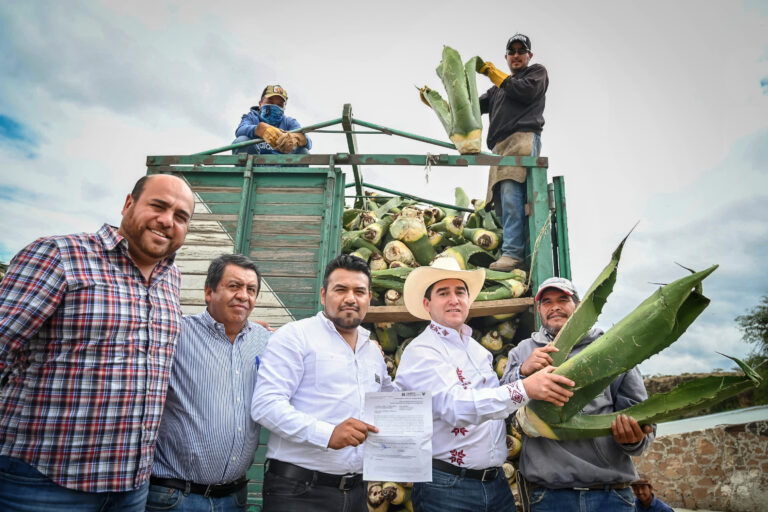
left=0, top=0, right=766, bottom=376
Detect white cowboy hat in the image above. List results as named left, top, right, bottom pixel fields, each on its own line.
left=403, top=257, right=486, bottom=321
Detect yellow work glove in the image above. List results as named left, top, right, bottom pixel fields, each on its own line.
left=478, top=61, right=509, bottom=88
left=419, top=85, right=432, bottom=108
left=274, top=132, right=307, bottom=154
left=254, top=122, right=284, bottom=148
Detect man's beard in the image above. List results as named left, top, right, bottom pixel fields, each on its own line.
left=326, top=311, right=362, bottom=330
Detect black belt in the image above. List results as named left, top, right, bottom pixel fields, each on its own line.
left=149, top=476, right=247, bottom=498
left=432, top=458, right=500, bottom=482
left=266, top=459, right=363, bottom=491
left=528, top=481, right=631, bottom=492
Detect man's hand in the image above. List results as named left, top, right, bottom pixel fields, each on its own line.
left=521, top=366, right=574, bottom=406
left=274, top=132, right=307, bottom=154
left=253, top=319, right=275, bottom=332
left=328, top=418, right=379, bottom=449
left=370, top=338, right=385, bottom=357
left=254, top=122, right=284, bottom=148
left=477, top=61, right=509, bottom=88
left=612, top=414, right=653, bottom=445
left=521, top=344, right=559, bottom=376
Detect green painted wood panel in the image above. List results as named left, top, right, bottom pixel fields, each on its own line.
left=253, top=173, right=328, bottom=188
left=251, top=233, right=323, bottom=247
left=248, top=248, right=318, bottom=263
left=250, top=203, right=326, bottom=216
left=262, top=277, right=316, bottom=293
left=252, top=191, right=325, bottom=205
left=252, top=221, right=322, bottom=235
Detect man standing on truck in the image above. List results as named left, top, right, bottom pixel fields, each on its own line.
left=147, top=253, right=271, bottom=512
left=501, top=277, right=655, bottom=512
left=251, top=254, right=394, bottom=512
left=477, top=34, right=548, bottom=272
left=232, top=84, right=312, bottom=155
left=0, top=174, right=195, bottom=511
left=394, top=257, right=576, bottom=512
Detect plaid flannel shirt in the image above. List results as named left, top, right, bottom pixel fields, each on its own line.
left=0, top=224, right=183, bottom=492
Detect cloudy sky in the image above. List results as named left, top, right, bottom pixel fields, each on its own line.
left=1, top=0, right=766, bottom=375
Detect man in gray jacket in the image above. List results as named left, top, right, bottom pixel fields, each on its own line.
left=502, top=277, right=654, bottom=512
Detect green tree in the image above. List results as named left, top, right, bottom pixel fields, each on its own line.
left=735, top=295, right=768, bottom=404
left=736, top=295, right=768, bottom=359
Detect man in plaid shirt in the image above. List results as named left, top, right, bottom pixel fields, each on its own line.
left=0, top=174, right=195, bottom=511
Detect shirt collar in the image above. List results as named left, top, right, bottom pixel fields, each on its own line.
left=98, top=224, right=125, bottom=252
left=316, top=311, right=370, bottom=347
left=427, top=320, right=473, bottom=345
left=98, top=223, right=177, bottom=276
left=202, top=308, right=253, bottom=340
left=541, top=326, right=557, bottom=341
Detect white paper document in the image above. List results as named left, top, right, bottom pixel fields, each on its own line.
left=363, top=391, right=432, bottom=482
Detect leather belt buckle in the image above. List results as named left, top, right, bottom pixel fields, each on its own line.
left=480, top=468, right=498, bottom=482
left=573, top=487, right=590, bottom=491
left=338, top=474, right=357, bottom=491
left=203, top=484, right=215, bottom=498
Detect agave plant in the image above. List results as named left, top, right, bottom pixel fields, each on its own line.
left=419, top=46, right=483, bottom=154
left=515, top=232, right=762, bottom=440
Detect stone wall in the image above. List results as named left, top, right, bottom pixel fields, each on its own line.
left=632, top=421, right=768, bottom=512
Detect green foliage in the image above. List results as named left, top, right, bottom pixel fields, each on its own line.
left=735, top=296, right=768, bottom=405
left=736, top=295, right=768, bottom=358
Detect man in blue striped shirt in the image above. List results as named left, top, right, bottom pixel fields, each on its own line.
left=147, top=253, right=271, bottom=512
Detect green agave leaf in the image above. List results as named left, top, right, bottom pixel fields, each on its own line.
left=530, top=265, right=717, bottom=424
left=483, top=269, right=526, bottom=283
left=371, top=267, right=414, bottom=279
left=464, top=56, right=483, bottom=127
left=420, top=86, right=453, bottom=136
left=373, top=196, right=404, bottom=219
left=454, top=187, right=470, bottom=209
left=436, top=46, right=477, bottom=139
left=371, top=277, right=406, bottom=292
left=519, top=357, right=760, bottom=440
left=550, top=229, right=632, bottom=366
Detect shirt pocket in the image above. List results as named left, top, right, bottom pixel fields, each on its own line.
left=363, top=361, right=384, bottom=393
left=314, top=353, right=353, bottom=395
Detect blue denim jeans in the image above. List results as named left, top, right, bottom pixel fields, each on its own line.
left=498, top=132, right=541, bottom=260
left=0, top=455, right=149, bottom=512
left=412, top=467, right=515, bottom=512
left=144, top=483, right=248, bottom=512
left=529, top=486, right=635, bottom=512
left=231, top=135, right=310, bottom=155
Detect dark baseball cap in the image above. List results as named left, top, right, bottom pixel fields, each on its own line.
left=507, top=34, right=532, bottom=51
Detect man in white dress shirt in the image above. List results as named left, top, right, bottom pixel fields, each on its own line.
left=251, top=254, right=394, bottom=512
left=394, top=258, right=575, bottom=512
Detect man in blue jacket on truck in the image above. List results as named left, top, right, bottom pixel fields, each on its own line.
left=232, top=84, right=312, bottom=155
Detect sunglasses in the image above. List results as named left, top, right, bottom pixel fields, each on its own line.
left=506, top=48, right=530, bottom=56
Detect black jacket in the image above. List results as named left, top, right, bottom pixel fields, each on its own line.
left=479, top=63, right=548, bottom=150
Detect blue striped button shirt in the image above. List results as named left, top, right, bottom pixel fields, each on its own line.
left=151, top=310, right=270, bottom=484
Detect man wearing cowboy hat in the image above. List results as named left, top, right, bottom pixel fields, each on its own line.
left=394, top=258, right=576, bottom=512
left=502, top=277, right=654, bottom=512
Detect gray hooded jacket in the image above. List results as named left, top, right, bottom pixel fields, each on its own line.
left=501, top=327, right=654, bottom=488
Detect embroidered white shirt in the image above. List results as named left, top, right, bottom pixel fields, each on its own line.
left=251, top=312, right=395, bottom=475
left=394, top=321, right=529, bottom=469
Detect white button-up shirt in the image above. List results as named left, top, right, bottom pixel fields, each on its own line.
left=395, top=321, right=529, bottom=469
left=251, top=312, right=395, bottom=475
